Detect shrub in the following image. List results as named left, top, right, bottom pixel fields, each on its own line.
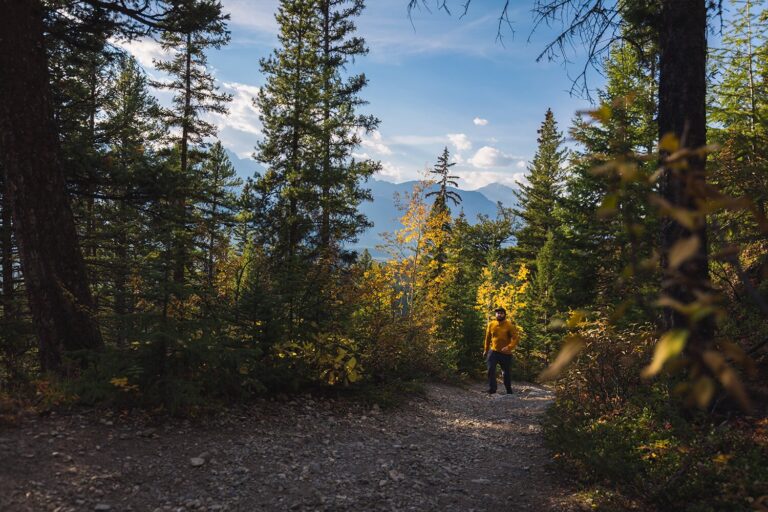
left=544, top=321, right=768, bottom=511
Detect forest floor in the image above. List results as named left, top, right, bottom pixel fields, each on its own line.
left=0, top=382, right=588, bottom=512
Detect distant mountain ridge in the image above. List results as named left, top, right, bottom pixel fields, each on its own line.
left=226, top=151, right=519, bottom=258
left=358, top=179, right=518, bottom=258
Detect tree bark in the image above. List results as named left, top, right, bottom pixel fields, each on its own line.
left=173, top=32, right=193, bottom=292
left=0, top=0, right=104, bottom=372
left=658, top=0, right=712, bottom=348
left=1, top=174, right=14, bottom=319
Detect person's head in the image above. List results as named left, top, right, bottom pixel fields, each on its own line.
left=494, top=307, right=506, bottom=320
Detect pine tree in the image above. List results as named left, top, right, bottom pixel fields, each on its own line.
left=315, top=0, right=381, bottom=252
left=256, top=0, right=321, bottom=264
left=152, top=0, right=232, bottom=290
left=0, top=0, right=105, bottom=371
left=710, top=0, right=768, bottom=221
left=426, top=146, right=462, bottom=213
left=99, top=54, right=165, bottom=345
left=423, top=147, right=461, bottom=276
left=197, top=142, right=242, bottom=297
left=560, top=42, right=658, bottom=315
left=513, top=108, right=567, bottom=264
left=254, top=0, right=379, bottom=336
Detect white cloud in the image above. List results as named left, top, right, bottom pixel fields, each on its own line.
left=361, top=130, right=392, bottom=155
left=447, top=133, right=472, bottom=152
left=377, top=161, right=407, bottom=182
left=516, top=160, right=527, bottom=168
left=223, top=0, right=280, bottom=34
left=467, top=146, right=519, bottom=168
left=217, top=82, right=261, bottom=135
left=200, top=81, right=262, bottom=158
left=459, top=170, right=527, bottom=190
left=473, top=117, right=489, bottom=126
left=112, top=37, right=165, bottom=69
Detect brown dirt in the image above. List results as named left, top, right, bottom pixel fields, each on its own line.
left=0, top=382, right=585, bottom=511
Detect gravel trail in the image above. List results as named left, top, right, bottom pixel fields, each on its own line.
left=0, top=382, right=582, bottom=511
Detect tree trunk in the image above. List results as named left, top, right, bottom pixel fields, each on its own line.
left=1, top=174, right=14, bottom=319
left=0, top=0, right=104, bottom=372
left=173, top=32, right=194, bottom=292
left=658, top=0, right=712, bottom=349
left=320, top=0, right=332, bottom=251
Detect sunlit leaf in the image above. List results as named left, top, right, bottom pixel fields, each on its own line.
left=538, top=336, right=586, bottom=382
left=547, top=318, right=566, bottom=330
left=617, top=162, right=639, bottom=182
left=641, top=329, right=689, bottom=378
left=566, top=310, right=588, bottom=328
left=588, top=104, right=612, bottom=123
left=659, top=133, right=680, bottom=153
left=597, top=194, right=618, bottom=218
left=668, top=236, right=700, bottom=269
left=712, top=453, right=733, bottom=465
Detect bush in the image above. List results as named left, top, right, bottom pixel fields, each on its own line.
left=66, top=330, right=266, bottom=415
left=544, top=321, right=768, bottom=511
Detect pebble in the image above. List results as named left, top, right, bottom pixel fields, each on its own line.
left=1, top=383, right=569, bottom=512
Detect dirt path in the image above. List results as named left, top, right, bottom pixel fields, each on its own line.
left=0, top=382, right=583, bottom=511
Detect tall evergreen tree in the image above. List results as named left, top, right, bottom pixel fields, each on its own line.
left=513, top=108, right=567, bottom=264
left=560, top=42, right=658, bottom=314
left=254, top=0, right=379, bottom=335
left=152, top=0, right=231, bottom=290
left=710, top=0, right=768, bottom=222
left=426, top=146, right=462, bottom=213
left=425, top=147, right=461, bottom=275
left=315, top=0, right=380, bottom=252
left=0, top=0, right=105, bottom=371
left=196, top=142, right=242, bottom=296
left=99, top=54, right=165, bottom=345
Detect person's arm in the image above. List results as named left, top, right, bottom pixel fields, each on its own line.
left=501, top=321, right=520, bottom=352
left=483, top=322, right=492, bottom=355
left=508, top=321, right=521, bottom=351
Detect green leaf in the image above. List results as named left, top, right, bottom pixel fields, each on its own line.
left=642, top=329, right=688, bottom=378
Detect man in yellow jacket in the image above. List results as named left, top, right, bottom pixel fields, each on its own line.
left=483, top=306, right=520, bottom=394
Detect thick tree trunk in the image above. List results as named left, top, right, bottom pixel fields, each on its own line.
left=0, top=0, right=104, bottom=372
left=658, top=0, right=712, bottom=349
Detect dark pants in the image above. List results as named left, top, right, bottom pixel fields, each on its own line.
left=486, top=350, right=512, bottom=393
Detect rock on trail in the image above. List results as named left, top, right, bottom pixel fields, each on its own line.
left=0, top=383, right=582, bottom=511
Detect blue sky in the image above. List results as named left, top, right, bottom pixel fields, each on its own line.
left=121, top=0, right=607, bottom=189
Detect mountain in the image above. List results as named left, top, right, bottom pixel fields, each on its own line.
left=355, top=179, right=517, bottom=259
left=221, top=149, right=517, bottom=259
left=474, top=183, right=519, bottom=210
left=225, top=149, right=263, bottom=180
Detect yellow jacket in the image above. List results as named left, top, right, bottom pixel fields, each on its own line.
left=484, top=318, right=520, bottom=354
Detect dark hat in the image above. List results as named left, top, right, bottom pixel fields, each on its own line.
left=494, top=306, right=506, bottom=313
